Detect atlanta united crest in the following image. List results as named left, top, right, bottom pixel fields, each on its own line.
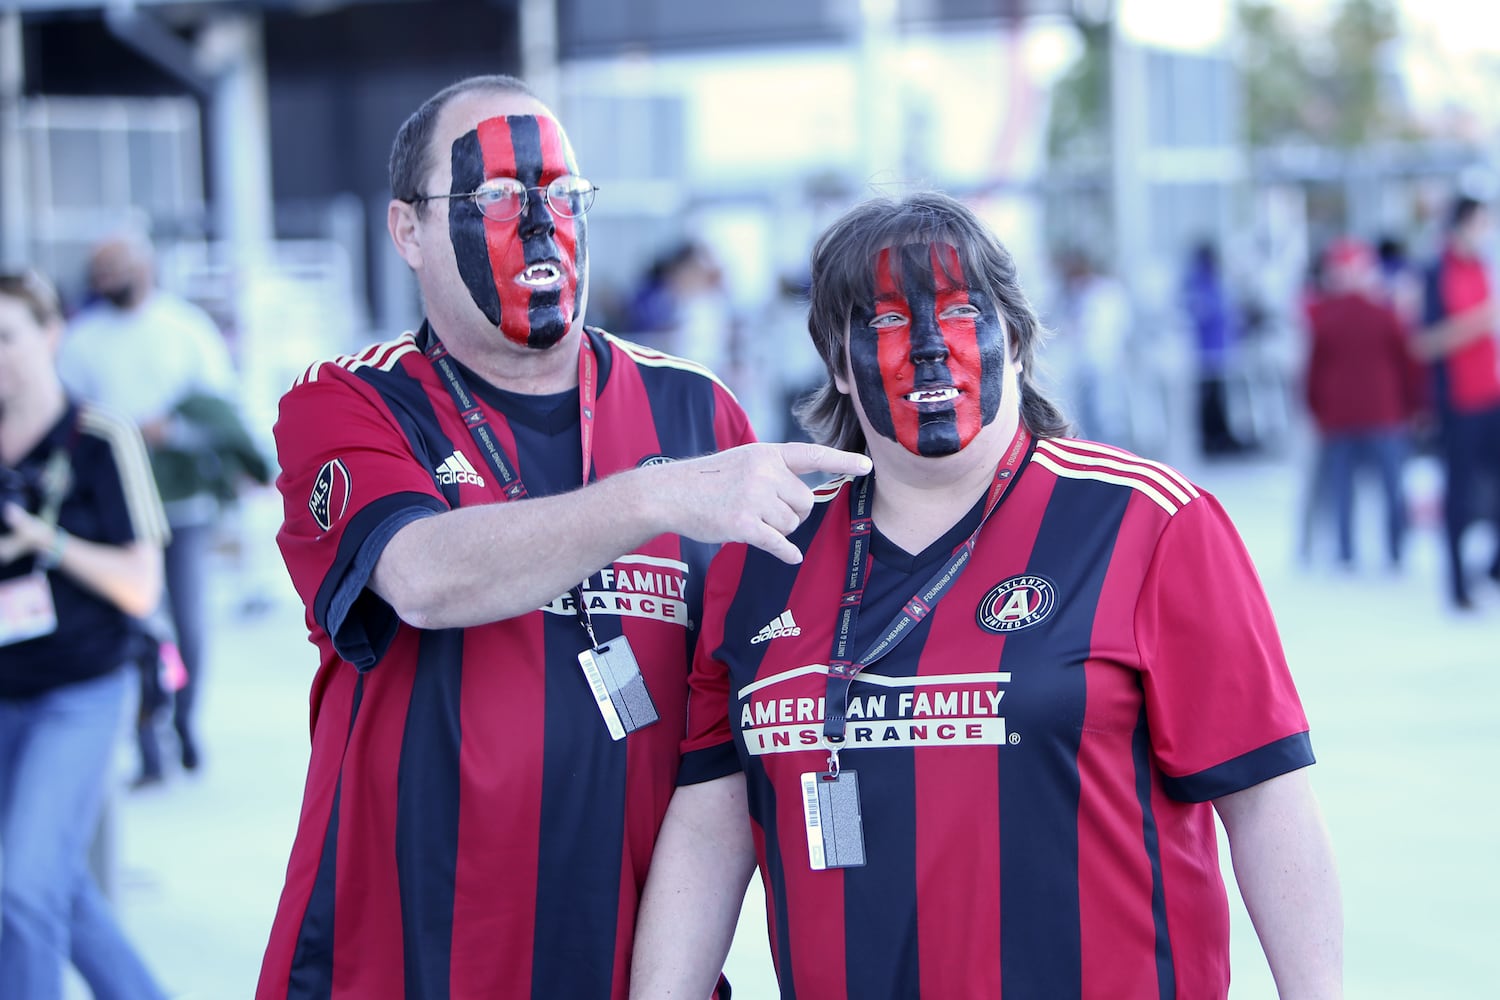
left=976, top=575, right=1056, bottom=633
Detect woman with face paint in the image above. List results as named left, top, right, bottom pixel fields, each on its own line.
left=256, top=75, right=870, bottom=1000
left=632, top=193, right=1342, bottom=999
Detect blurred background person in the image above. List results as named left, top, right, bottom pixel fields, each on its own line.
left=1302, top=237, right=1422, bottom=571
left=57, top=234, right=247, bottom=786
left=1180, top=240, right=1249, bottom=457
left=1051, top=246, right=1132, bottom=445
left=1375, top=233, right=1424, bottom=331
left=625, top=238, right=737, bottom=371
left=1294, top=247, right=1332, bottom=564
left=1415, top=195, right=1500, bottom=609
left=0, top=268, right=169, bottom=1000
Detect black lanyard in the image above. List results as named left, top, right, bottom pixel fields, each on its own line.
left=821, top=425, right=1032, bottom=762
left=422, top=328, right=605, bottom=645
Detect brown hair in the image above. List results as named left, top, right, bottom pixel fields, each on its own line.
left=796, top=191, right=1070, bottom=452
left=0, top=269, right=63, bottom=327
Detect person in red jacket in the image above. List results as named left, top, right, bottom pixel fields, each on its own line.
left=1304, top=238, right=1422, bottom=569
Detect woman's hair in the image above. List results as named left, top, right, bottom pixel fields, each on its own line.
left=796, top=191, right=1069, bottom=452
left=0, top=269, right=63, bottom=327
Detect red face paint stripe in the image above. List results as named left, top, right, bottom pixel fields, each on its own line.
left=476, top=117, right=533, bottom=347
left=534, top=118, right=579, bottom=254
left=874, top=248, right=923, bottom=452
left=534, top=117, right=582, bottom=319
left=932, top=243, right=983, bottom=448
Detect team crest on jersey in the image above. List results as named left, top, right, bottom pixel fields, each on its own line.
left=309, top=458, right=352, bottom=532
left=637, top=454, right=676, bottom=468
left=976, top=574, right=1056, bottom=633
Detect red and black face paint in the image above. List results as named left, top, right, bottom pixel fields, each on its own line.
left=849, top=242, right=1006, bottom=456
left=448, top=115, right=587, bottom=350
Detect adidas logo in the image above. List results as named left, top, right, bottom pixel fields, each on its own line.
left=434, top=450, right=486, bottom=488
left=750, top=610, right=801, bottom=644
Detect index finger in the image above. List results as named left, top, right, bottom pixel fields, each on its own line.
left=774, top=441, right=872, bottom=479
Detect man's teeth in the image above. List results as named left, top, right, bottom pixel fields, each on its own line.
left=905, top=387, right=959, bottom=403
left=519, top=264, right=560, bottom=285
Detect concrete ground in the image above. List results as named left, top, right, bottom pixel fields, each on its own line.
left=69, top=446, right=1500, bottom=999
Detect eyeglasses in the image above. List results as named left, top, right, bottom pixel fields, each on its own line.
left=410, top=175, right=599, bottom=222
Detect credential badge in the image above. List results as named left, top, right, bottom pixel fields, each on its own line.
left=976, top=574, right=1056, bottom=634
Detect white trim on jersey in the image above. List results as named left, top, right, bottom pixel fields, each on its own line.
left=1039, top=438, right=1199, bottom=501
left=1031, top=450, right=1180, bottom=515
left=1036, top=439, right=1198, bottom=507
left=604, top=332, right=737, bottom=396
left=295, top=331, right=419, bottom=387
left=812, top=474, right=856, bottom=503
left=78, top=404, right=171, bottom=545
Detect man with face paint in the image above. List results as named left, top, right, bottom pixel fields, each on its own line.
left=631, top=193, right=1342, bottom=1000
left=256, top=75, right=870, bottom=1000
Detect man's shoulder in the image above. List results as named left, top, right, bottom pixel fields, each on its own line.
left=286, top=331, right=425, bottom=396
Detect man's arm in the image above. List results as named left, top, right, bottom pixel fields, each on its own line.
left=1412, top=300, right=1495, bottom=360
left=1213, top=767, right=1342, bottom=999
left=630, top=774, right=757, bottom=999
left=370, top=441, right=871, bottom=629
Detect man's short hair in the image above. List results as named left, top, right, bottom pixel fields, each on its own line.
left=389, top=74, right=539, bottom=213
left=797, top=190, right=1070, bottom=452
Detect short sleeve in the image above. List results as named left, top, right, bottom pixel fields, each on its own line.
left=1134, top=493, right=1313, bottom=802
left=75, top=405, right=169, bottom=547
left=678, top=543, right=748, bottom=785
left=273, top=368, right=447, bottom=670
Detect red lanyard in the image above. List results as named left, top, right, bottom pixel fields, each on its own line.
left=822, top=425, right=1031, bottom=751
left=423, top=326, right=598, bottom=498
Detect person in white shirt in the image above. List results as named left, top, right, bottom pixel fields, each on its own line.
left=58, top=234, right=239, bottom=787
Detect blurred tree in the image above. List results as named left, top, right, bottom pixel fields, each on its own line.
left=1238, top=0, right=1315, bottom=146
left=1240, top=0, right=1404, bottom=147
left=1046, top=0, right=1406, bottom=155
left=1045, top=18, right=1109, bottom=165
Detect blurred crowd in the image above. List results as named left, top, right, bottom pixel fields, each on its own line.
left=4, top=124, right=1500, bottom=1000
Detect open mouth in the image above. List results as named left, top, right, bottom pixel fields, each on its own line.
left=517, top=262, right=561, bottom=288
left=904, top=387, right=960, bottom=404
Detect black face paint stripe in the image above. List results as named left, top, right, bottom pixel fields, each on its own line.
left=449, top=132, right=503, bottom=326
left=899, top=244, right=963, bottom=457
left=850, top=262, right=896, bottom=440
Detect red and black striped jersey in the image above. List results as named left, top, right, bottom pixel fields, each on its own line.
left=680, top=436, right=1313, bottom=1000
left=257, top=326, right=754, bottom=1000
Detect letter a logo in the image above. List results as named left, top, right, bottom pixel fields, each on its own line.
left=975, top=575, right=1057, bottom=634
left=996, top=589, right=1033, bottom=622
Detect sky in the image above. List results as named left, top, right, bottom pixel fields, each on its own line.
left=1122, top=0, right=1500, bottom=53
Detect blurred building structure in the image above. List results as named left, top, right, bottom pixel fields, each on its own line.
left=2, top=0, right=1498, bottom=458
